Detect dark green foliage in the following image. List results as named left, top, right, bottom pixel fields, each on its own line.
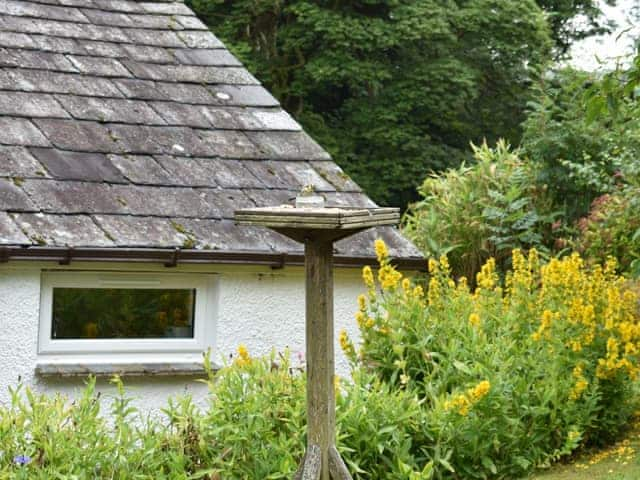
left=521, top=68, right=640, bottom=222
left=187, top=0, right=552, bottom=207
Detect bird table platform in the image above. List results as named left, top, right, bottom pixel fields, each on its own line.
left=235, top=205, right=400, bottom=480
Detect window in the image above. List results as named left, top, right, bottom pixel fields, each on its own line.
left=38, top=272, right=217, bottom=361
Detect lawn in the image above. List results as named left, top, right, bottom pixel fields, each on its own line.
left=529, top=421, right=640, bottom=480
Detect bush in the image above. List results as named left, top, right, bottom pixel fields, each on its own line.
left=0, top=351, right=429, bottom=479
left=521, top=68, right=640, bottom=222
left=575, top=187, right=640, bottom=277
left=342, top=241, right=640, bottom=478
left=403, top=140, right=558, bottom=282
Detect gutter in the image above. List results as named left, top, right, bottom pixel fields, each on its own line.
left=0, top=246, right=426, bottom=271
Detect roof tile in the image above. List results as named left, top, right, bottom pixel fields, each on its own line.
left=180, top=218, right=280, bottom=252
left=174, top=15, right=208, bottom=31
left=171, top=48, right=241, bottom=66
left=0, top=118, right=50, bottom=147
left=106, top=124, right=208, bottom=156
left=4, top=0, right=90, bottom=23
left=29, top=148, right=126, bottom=183
left=181, top=219, right=295, bottom=253
left=0, top=31, right=36, bottom=49
left=200, top=188, right=254, bottom=218
left=245, top=131, right=331, bottom=160
left=155, top=156, right=263, bottom=189
left=78, top=39, right=125, bottom=57
left=149, top=101, right=214, bottom=128
left=1, top=68, right=124, bottom=97
left=336, top=227, right=423, bottom=259
left=94, top=214, right=189, bottom=247
left=243, top=188, right=296, bottom=208
left=110, top=184, right=223, bottom=218
left=138, top=2, right=193, bottom=16
left=120, top=43, right=174, bottom=63
left=0, top=16, right=129, bottom=43
left=196, top=130, right=263, bottom=158
left=21, top=179, right=126, bottom=214
left=0, top=47, right=77, bottom=72
left=0, top=212, right=30, bottom=244
left=177, top=30, right=224, bottom=49
left=67, top=55, right=131, bottom=77
left=208, top=85, right=279, bottom=107
left=108, top=154, right=176, bottom=185
left=56, top=95, right=166, bottom=125
left=85, top=0, right=138, bottom=13
left=14, top=212, right=114, bottom=246
left=31, top=34, right=86, bottom=54
left=242, top=160, right=333, bottom=191
left=124, top=28, right=184, bottom=48
left=0, top=91, right=69, bottom=118
left=0, top=178, right=37, bottom=211
left=0, top=145, right=48, bottom=177
left=229, top=108, right=301, bottom=131
left=122, top=61, right=258, bottom=84
left=34, top=119, right=120, bottom=152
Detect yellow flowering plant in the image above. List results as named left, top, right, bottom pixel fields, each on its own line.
left=345, top=241, right=640, bottom=479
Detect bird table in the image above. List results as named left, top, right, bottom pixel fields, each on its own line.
left=235, top=205, right=400, bottom=480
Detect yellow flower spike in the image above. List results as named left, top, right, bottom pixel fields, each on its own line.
left=428, top=258, right=439, bottom=274
left=365, top=317, right=375, bottom=328
left=362, top=265, right=374, bottom=288
left=357, top=294, right=367, bottom=311
left=469, top=312, right=481, bottom=328
left=339, top=329, right=354, bottom=356
left=468, top=380, right=491, bottom=402
left=476, top=257, right=497, bottom=290
left=355, top=311, right=366, bottom=327
left=402, top=278, right=411, bottom=291
left=378, top=264, right=402, bottom=290
left=428, top=276, right=440, bottom=306
left=235, top=344, right=251, bottom=366
left=374, top=239, right=388, bottom=263
left=439, top=255, right=451, bottom=275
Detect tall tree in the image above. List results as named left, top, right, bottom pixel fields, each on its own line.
left=537, top=0, right=617, bottom=57
left=188, top=0, right=552, bottom=206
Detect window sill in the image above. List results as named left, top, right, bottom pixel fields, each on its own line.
left=35, top=362, right=210, bottom=377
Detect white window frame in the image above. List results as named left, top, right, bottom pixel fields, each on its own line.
left=38, top=271, right=218, bottom=360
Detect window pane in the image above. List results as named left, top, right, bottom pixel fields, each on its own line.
left=52, top=288, right=196, bottom=339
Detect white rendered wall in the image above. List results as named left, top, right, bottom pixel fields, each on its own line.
left=0, top=262, right=365, bottom=414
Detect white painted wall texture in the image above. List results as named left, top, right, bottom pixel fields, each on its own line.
left=0, top=262, right=365, bottom=414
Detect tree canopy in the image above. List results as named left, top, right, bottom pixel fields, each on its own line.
left=538, top=0, right=617, bottom=56
left=188, top=0, right=553, bottom=206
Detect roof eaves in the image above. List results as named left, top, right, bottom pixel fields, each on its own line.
left=0, top=245, right=426, bottom=271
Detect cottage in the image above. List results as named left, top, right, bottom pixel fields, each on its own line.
left=0, top=0, right=422, bottom=411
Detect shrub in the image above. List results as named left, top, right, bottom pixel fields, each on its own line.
left=575, top=186, right=640, bottom=277
left=403, top=140, right=558, bottom=282
left=521, top=68, right=640, bottom=222
left=0, top=351, right=428, bottom=479
left=342, top=240, right=640, bottom=478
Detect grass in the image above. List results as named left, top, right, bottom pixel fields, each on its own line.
left=528, top=422, right=640, bottom=480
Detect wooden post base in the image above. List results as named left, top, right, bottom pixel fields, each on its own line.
left=293, top=445, right=353, bottom=480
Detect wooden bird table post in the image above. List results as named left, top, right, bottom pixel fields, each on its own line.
left=235, top=201, right=400, bottom=480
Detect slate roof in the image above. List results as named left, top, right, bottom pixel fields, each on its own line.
left=0, top=0, right=422, bottom=266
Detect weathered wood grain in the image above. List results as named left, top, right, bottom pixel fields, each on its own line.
left=328, top=446, right=353, bottom=480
